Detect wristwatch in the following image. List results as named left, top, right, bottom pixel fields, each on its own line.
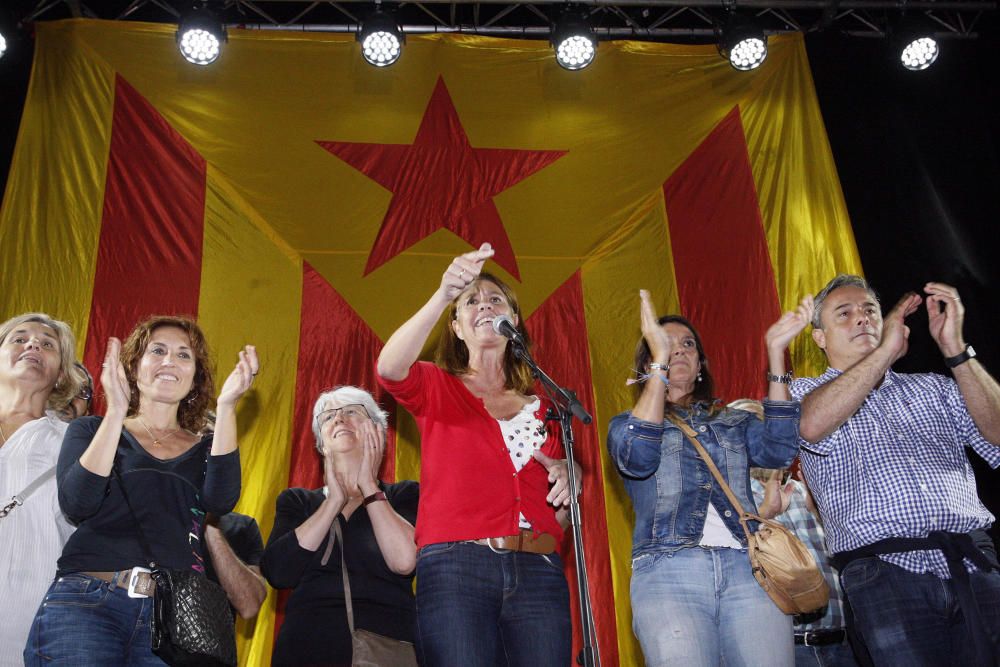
left=944, top=344, right=976, bottom=369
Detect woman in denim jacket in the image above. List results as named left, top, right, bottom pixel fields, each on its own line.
left=608, top=290, right=813, bottom=667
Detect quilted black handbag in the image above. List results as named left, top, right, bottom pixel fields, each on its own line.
left=115, top=467, right=237, bottom=666
left=150, top=568, right=237, bottom=666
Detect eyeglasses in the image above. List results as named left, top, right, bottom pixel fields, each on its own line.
left=318, top=404, right=370, bottom=423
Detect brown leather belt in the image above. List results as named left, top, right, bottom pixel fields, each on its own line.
left=469, top=529, right=557, bottom=555
left=83, top=569, right=157, bottom=597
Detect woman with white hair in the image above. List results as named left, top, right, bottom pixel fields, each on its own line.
left=261, top=386, right=419, bottom=667
left=0, top=313, right=85, bottom=667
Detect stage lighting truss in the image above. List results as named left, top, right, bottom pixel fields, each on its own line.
left=718, top=16, right=768, bottom=71
left=551, top=12, right=596, bottom=71
left=176, top=5, right=227, bottom=66
left=358, top=10, right=405, bottom=67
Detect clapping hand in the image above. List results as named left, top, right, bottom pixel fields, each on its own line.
left=439, top=243, right=495, bottom=302
left=355, top=419, right=386, bottom=495
left=878, top=292, right=922, bottom=364
left=765, top=296, right=815, bottom=353
left=924, top=282, right=966, bottom=357
left=101, top=337, right=131, bottom=416
left=639, top=290, right=672, bottom=365
left=217, top=345, right=259, bottom=408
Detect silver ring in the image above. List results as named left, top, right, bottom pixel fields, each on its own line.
left=952, top=296, right=961, bottom=301
left=459, top=269, right=467, bottom=279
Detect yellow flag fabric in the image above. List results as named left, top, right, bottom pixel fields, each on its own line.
left=0, top=19, right=862, bottom=666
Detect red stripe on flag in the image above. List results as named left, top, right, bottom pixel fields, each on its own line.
left=529, top=271, right=619, bottom=667
left=663, top=107, right=782, bottom=402
left=274, top=263, right=400, bottom=639
left=287, top=262, right=399, bottom=490
left=83, top=75, right=206, bottom=412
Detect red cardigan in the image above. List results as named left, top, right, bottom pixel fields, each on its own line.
left=378, top=361, right=566, bottom=548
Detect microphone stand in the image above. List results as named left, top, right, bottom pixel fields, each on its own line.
left=510, top=340, right=600, bottom=667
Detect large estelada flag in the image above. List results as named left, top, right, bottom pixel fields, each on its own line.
left=0, top=19, right=861, bottom=666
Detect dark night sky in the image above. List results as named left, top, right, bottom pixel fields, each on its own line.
left=2, top=14, right=999, bottom=524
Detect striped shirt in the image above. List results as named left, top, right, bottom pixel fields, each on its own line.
left=791, top=368, right=1000, bottom=579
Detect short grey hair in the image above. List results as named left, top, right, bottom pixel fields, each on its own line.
left=311, top=386, right=389, bottom=453
left=811, top=274, right=880, bottom=329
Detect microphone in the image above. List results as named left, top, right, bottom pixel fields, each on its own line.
left=491, top=314, right=524, bottom=344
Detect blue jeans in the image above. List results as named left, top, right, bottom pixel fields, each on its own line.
left=841, top=556, right=1000, bottom=667
left=24, top=574, right=165, bottom=666
left=631, top=546, right=794, bottom=667
left=415, top=542, right=571, bottom=667
left=794, top=641, right=860, bottom=667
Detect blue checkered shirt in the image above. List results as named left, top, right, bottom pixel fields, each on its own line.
left=791, top=368, right=1000, bottom=579
left=751, top=478, right=845, bottom=631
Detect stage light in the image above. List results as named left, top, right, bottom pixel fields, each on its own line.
left=358, top=11, right=404, bottom=67
left=551, top=12, right=596, bottom=71
left=718, top=16, right=768, bottom=71
left=899, top=35, right=939, bottom=71
left=0, top=32, right=6, bottom=60
left=893, top=13, right=940, bottom=72
left=176, top=6, right=226, bottom=66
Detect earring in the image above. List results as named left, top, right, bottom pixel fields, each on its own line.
left=697, top=372, right=703, bottom=382
left=186, top=393, right=197, bottom=405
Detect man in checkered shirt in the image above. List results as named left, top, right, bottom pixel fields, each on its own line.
left=791, top=274, right=1000, bottom=666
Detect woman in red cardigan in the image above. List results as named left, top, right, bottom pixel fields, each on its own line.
left=377, top=242, right=577, bottom=667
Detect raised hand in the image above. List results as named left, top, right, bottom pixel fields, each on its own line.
left=355, top=419, right=386, bottom=495
left=924, top=282, right=966, bottom=357
left=533, top=450, right=582, bottom=507
left=216, top=345, right=259, bottom=408
left=765, top=295, right=815, bottom=353
left=438, top=243, right=495, bottom=302
left=639, top=290, right=672, bottom=364
left=878, top=292, right=922, bottom=364
left=101, top=337, right=131, bottom=417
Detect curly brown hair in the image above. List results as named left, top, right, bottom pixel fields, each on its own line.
left=119, top=315, right=215, bottom=432
left=435, top=273, right=535, bottom=394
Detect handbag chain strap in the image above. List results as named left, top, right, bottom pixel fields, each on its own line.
left=0, top=466, right=56, bottom=518
left=665, top=412, right=758, bottom=543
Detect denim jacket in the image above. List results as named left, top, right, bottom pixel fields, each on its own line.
left=607, top=400, right=800, bottom=559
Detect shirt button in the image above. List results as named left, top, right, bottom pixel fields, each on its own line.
left=698, top=426, right=707, bottom=433
left=920, top=484, right=928, bottom=491
left=724, top=510, right=732, bottom=517
left=702, top=483, right=712, bottom=490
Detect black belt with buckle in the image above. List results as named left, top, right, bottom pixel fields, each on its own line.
left=795, top=628, right=846, bottom=646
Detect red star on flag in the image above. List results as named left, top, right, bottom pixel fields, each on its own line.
left=317, top=76, right=567, bottom=278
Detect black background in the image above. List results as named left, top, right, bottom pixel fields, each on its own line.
left=2, top=18, right=998, bottom=533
